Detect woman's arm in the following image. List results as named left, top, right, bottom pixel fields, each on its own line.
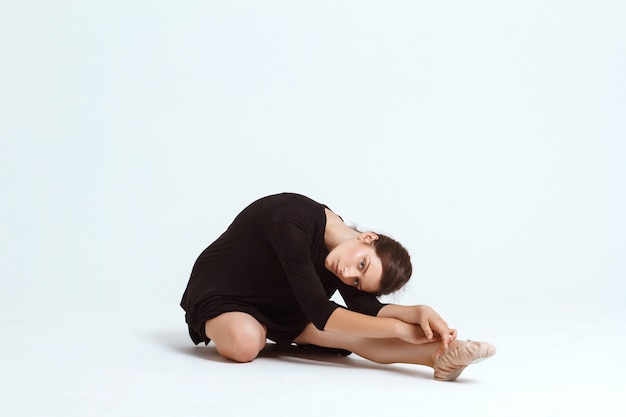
left=324, top=307, right=433, bottom=344
left=377, top=304, right=457, bottom=350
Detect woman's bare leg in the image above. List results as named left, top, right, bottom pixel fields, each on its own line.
left=293, top=323, right=456, bottom=367
left=203, top=315, right=495, bottom=379
left=204, top=312, right=267, bottom=363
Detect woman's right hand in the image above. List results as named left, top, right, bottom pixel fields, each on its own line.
left=396, top=321, right=442, bottom=344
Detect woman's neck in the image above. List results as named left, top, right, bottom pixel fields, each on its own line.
left=324, top=208, right=359, bottom=250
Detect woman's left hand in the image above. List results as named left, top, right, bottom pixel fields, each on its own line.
left=377, top=304, right=457, bottom=351
left=415, top=305, right=457, bottom=351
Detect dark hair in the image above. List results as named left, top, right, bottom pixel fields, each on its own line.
left=371, top=234, right=412, bottom=296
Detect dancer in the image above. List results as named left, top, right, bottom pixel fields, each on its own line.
left=181, top=193, right=495, bottom=381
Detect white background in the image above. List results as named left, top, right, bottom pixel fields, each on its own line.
left=1, top=1, right=624, bottom=416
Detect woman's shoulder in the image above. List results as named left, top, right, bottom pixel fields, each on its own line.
left=265, top=192, right=319, bottom=203
left=243, top=193, right=327, bottom=225
left=252, top=192, right=324, bottom=210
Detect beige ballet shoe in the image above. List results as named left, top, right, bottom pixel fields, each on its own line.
left=433, top=340, right=496, bottom=381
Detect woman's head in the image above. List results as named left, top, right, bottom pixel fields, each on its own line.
left=325, top=231, right=412, bottom=296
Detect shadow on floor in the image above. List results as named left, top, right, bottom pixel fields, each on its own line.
left=147, top=330, right=435, bottom=380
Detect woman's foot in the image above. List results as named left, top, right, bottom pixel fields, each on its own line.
left=433, top=340, right=496, bottom=381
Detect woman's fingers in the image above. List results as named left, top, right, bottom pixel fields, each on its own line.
left=416, top=306, right=458, bottom=352
left=415, top=333, right=441, bottom=344
left=450, top=328, right=458, bottom=340
left=407, top=324, right=442, bottom=344
left=420, top=321, right=434, bottom=340
left=431, top=319, right=452, bottom=350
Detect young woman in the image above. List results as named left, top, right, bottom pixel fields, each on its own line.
left=181, top=192, right=495, bottom=381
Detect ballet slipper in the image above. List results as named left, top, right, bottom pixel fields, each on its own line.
left=433, top=340, right=496, bottom=381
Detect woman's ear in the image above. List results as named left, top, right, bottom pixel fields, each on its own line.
left=359, top=232, right=379, bottom=243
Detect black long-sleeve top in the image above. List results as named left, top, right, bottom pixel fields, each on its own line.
left=180, top=193, right=384, bottom=343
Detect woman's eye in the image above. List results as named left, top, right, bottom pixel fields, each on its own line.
left=359, top=261, right=365, bottom=269
left=353, top=278, right=360, bottom=287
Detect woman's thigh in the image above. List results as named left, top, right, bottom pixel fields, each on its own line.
left=204, top=312, right=268, bottom=362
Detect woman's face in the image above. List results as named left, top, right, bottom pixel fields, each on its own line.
left=325, top=233, right=383, bottom=293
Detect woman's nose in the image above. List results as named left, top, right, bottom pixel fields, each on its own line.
left=344, top=266, right=358, bottom=277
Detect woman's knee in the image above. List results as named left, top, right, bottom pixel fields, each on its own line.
left=218, top=330, right=265, bottom=362
left=205, top=313, right=267, bottom=363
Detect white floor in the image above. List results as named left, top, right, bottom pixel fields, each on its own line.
left=2, top=2, right=624, bottom=416
left=2, top=295, right=623, bottom=417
